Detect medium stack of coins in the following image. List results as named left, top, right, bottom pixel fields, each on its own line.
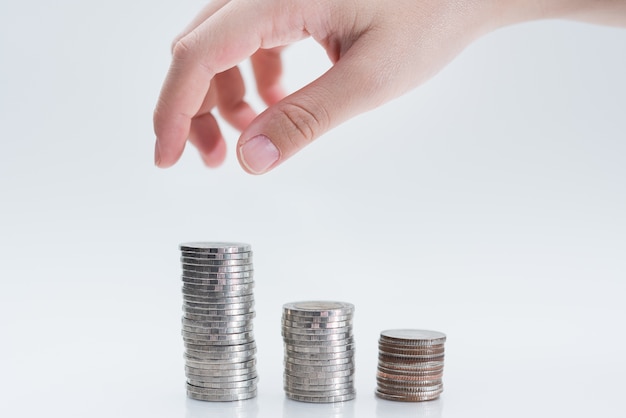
left=180, top=242, right=258, bottom=402
left=282, top=301, right=356, bottom=403
left=376, top=329, right=446, bottom=402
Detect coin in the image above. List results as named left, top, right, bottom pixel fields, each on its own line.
left=185, top=370, right=258, bottom=382
left=187, top=389, right=257, bottom=402
left=375, top=389, right=442, bottom=402
left=180, top=250, right=252, bottom=260
left=180, top=257, right=253, bottom=266
left=379, top=329, right=446, bottom=346
left=182, top=269, right=254, bottom=279
left=283, top=301, right=354, bottom=316
left=285, top=392, right=356, bottom=403
left=180, top=242, right=252, bottom=253
left=187, top=377, right=258, bottom=390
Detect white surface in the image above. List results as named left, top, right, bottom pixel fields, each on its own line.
left=1, top=1, right=625, bottom=417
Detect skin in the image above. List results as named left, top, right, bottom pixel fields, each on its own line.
left=153, top=0, right=626, bottom=174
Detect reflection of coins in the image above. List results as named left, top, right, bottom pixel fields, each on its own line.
left=282, top=301, right=356, bottom=403
left=179, top=242, right=257, bottom=401
left=375, top=329, right=446, bottom=402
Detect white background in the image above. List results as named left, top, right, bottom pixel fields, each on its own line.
left=1, top=1, right=625, bottom=417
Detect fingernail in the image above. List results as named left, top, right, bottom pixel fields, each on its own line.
left=239, top=134, right=279, bottom=174
left=154, top=139, right=161, bottom=167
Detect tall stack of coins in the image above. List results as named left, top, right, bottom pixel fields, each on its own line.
left=180, top=242, right=258, bottom=402
left=282, top=301, right=356, bottom=403
left=376, top=329, right=446, bottom=402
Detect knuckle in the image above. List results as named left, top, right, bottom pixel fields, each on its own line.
left=171, top=30, right=199, bottom=61
left=277, top=100, right=329, bottom=150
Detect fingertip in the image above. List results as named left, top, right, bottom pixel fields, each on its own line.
left=201, top=139, right=227, bottom=168
left=237, top=134, right=280, bottom=175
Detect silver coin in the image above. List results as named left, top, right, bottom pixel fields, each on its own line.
left=185, top=371, right=257, bottom=382
left=186, top=381, right=257, bottom=396
left=183, top=282, right=254, bottom=296
left=182, top=329, right=254, bottom=340
left=281, top=319, right=353, bottom=329
left=183, top=325, right=255, bottom=335
left=187, top=388, right=257, bottom=402
left=185, top=368, right=257, bottom=379
left=184, top=340, right=256, bottom=351
left=182, top=288, right=254, bottom=299
left=281, top=326, right=352, bottom=336
left=284, top=381, right=355, bottom=393
left=285, top=350, right=355, bottom=362
left=285, top=386, right=355, bottom=397
left=180, top=256, right=253, bottom=266
left=376, top=381, right=443, bottom=393
left=185, top=370, right=258, bottom=382
left=183, top=298, right=255, bottom=308
left=186, top=357, right=256, bottom=370
left=186, top=389, right=257, bottom=402
left=285, top=378, right=355, bottom=389
left=284, top=342, right=355, bottom=353
left=180, top=242, right=252, bottom=254
left=182, top=311, right=255, bottom=322
left=182, top=264, right=254, bottom=273
left=376, top=376, right=442, bottom=387
left=374, top=388, right=442, bottom=402
left=187, top=383, right=257, bottom=394
left=282, top=332, right=352, bottom=343
left=284, top=355, right=354, bottom=367
left=182, top=317, right=253, bottom=328
left=282, top=301, right=354, bottom=316
left=284, top=335, right=354, bottom=346
left=182, top=269, right=254, bottom=279
left=182, top=276, right=255, bottom=286
left=182, top=310, right=255, bottom=322
left=180, top=250, right=252, bottom=260
left=284, top=367, right=354, bottom=379
left=282, top=312, right=353, bottom=323
left=284, top=361, right=354, bottom=374
left=379, top=329, right=446, bottom=346
left=284, top=373, right=355, bottom=386
left=185, top=351, right=256, bottom=364
left=183, top=294, right=255, bottom=304
left=285, top=392, right=355, bottom=403
left=187, top=376, right=258, bottom=390
left=183, top=335, right=255, bottom=346
left=183, top=313, right=254, bottom=324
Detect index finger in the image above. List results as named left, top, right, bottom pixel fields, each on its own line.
left=153, top=0, right=309, bottom=168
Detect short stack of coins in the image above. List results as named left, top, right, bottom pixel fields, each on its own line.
left=180, top=242, right=258, bottom=402
left=376, top=329, right=446, bottom=402
left=282, top=301, right=356, bottom=403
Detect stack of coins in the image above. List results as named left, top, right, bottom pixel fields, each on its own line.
left=180, top=242, right=258, bottom=402
left=282, top=301, right=356, bottom=403
left=376, top=329, right=446, bottom=402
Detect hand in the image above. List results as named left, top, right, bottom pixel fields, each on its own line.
left=153, top=0, right=625, bottom=174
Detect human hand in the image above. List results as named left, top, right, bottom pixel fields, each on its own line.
left=153, top=0, right=623, bottom=174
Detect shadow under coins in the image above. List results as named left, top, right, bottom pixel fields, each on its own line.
left=185, top=396, right=259, bottom=418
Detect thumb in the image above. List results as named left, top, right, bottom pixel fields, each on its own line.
left=237, top=34, right=399, bottom=175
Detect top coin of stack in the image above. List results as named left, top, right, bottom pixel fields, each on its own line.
left=282, top=301, right=356, bottom=403
left=376, top=329, right=446, bottom=402
left=180, top=242, right=258, bottom=402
